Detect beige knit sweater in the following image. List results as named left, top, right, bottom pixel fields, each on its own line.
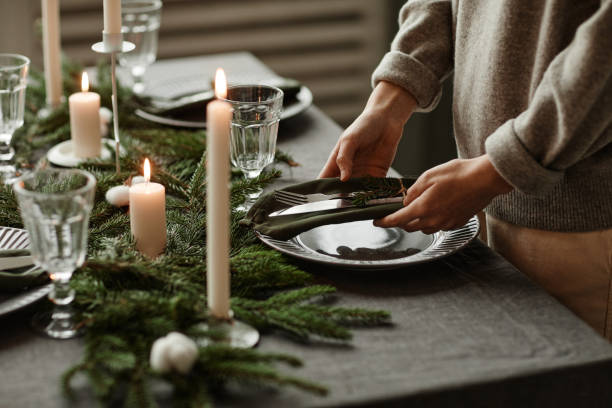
left=373, top=0, right=612, bottom=232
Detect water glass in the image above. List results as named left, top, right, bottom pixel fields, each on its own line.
left=118, top=0, right=163, bottom=94
left=0, top=54, right=29, bottom=184
left=224, top=85, right=283, bottom=211
left=13, top=169, right=96, bottom=339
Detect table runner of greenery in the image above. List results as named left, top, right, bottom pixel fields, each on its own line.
left=0, top=60, right=390, bottom=407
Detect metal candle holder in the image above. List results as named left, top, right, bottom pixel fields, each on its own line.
left=194, top=310, right=260, bottom=349
left=92, top=32, right=135, bottom=173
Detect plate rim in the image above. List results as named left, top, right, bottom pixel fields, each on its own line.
left=0, top=226, right=50, bottom=317
left=255, top=216, right=480, bottom=270
left=135, top=85, right=313, bottom=129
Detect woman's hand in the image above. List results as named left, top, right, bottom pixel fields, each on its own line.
left=319, top=81, right=417, bottom=181
left=374, top=155, right=513, bottom=234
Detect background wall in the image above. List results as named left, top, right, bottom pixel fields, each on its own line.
left=0, top=0, right=456, bottom=175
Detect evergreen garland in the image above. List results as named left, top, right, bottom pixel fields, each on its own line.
left=1, top=58, right=391, bottom=406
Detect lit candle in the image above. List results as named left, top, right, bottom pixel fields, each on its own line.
left=103, top=0, right=122, bottom=35
left=206, top=68, right=232, bottom=319
left=69, top=72, right=101, bottom=158
left=41, top=0, right=62, bottom=108
left=130, top=159, right=167, bottom=258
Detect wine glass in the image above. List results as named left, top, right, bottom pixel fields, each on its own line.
left=13, top=169, right=96, bottom=339
left=225, top=85, right=283, bottom=211
left=118, top=0, right=163, bottom=95
left=0, top=54, right=29, bottom=184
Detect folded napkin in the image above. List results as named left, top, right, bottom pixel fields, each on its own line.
left=139, top=77, right=303, bottom=119
left=0, top=249, right=48, bottom=293
left=240, top=177, right=415, bottom=241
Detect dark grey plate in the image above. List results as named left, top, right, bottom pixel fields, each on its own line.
left=135, top=86, right=313, bottom=129
left=256, top=216, right=480, bottom=270
left=0, top=227, right=51, bottom=317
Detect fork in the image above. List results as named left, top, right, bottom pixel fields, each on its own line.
left=273, top=190, right=357, bottom=206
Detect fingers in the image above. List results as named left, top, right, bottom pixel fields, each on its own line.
left=318, top=143, right=341, bottom=179
left=374, top=196, right=424, bottom=228
left=336, top=137, right=358, bottom=181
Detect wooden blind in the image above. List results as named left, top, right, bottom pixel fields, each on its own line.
left=41, top=0, right=389, bottom=126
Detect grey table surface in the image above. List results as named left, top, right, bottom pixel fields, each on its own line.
left=1, top=53, right=612, bottom=408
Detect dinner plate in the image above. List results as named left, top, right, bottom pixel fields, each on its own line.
left=0, top=227, right=51, bottom=317
left=256, top=216, right=480, bottom=270
left=134, top=85, right=313, bottom=129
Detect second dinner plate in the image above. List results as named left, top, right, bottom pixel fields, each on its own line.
left=135, top=85, right=313, bottom=129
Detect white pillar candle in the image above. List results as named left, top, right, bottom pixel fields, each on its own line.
left=206, top=68, right=232, bottom=319
left=41, top=0, right=62, bottom=108
left=68, top=72, right=101, bottom=158
left=103, top=0, right=122, bottom=34
left=130, top=159, right=167, bottom=258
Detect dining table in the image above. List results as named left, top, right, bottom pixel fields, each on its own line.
left=1, top=52, right=611, bottom=408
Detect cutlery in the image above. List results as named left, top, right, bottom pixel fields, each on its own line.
left=273, top=190, right=359, bottom=206
left=268, top=196, right=404, bottom=217
left=0, top=255, right=34, bottom=270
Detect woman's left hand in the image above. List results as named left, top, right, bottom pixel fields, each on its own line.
left=374, top=155, right=513, bottom=234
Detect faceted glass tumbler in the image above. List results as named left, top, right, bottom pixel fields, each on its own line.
left=118, top=0, right=163, bottom=94
left=13, top=169, right=96, bottom=339
left=224, top=85, right=283, bottom=211
left=0, top=54, right=29, bottom=183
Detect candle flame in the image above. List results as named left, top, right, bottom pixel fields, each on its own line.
left=144, top=158, right=151, bottom=182
left=215, top=68, right=227, bottom=99
left=81, top=72, right=89, bottom=92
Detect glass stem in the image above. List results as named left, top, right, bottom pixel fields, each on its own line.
left=0, top=138, right=15, bottom=162
left=131, top=67, right=146, bottom=95
left=49, top=279, right=75, bottom=324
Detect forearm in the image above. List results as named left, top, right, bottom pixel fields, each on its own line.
left=364, top=81, right=417, bottom=129
left=486, top=1, right=612, bottom=194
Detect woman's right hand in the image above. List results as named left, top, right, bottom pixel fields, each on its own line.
left=318, top=81, right=417, bottom=181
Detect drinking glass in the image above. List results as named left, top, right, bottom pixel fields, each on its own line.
left=118, top=0, right=162, bottom=94
left=13, top=169, right=96, bottom=339
left=225, top=85, right=283, bottom=211
left=0, top=54, right=29, bottom=184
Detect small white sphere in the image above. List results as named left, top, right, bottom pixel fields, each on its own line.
left=100, top=122, right=109, bottom=138
left=150, top=337, right=172, bottom=373
left=105, top=185, right=130, bottom=207
left=99, top=107, right=112, bottom=124
left=149, top=332, right=199, bottom=374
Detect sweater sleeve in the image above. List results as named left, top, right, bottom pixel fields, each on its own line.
left=485, top=1, right=612, bottom=195
left=371, top=0, right=453, bottom=112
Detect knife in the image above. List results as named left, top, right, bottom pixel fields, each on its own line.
left=268, top=196, right=404, bottom=217
left=0, top=255, right=34, bottom=271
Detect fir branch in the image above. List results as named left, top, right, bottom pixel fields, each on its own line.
left=9, top=58, right=392, bottom=407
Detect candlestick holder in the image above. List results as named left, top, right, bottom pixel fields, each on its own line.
left=194, top=311, right=260, bottom=349
left=91, top=32, right=135, bottom=174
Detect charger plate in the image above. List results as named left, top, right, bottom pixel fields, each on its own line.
left=0, top=227, right=51, bottom=317
left=256, top=216, right=479, bottom=270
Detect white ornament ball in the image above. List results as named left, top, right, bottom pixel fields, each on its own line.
left=105, top=185, right=130, bottom=207
left=131, top=176, right=146, bottom=185
left=99, top=106, right=112, bottom=124
left=150, top=332, right=199, bottom=374
left=149, top=337, right=172, bottom=373
left=100, top=122, right=109, bottom=138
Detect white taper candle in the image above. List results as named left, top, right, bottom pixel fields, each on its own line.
left=103, top=0, right=122, bottom=35
left=206, top=68, right=232, bottom=319
left=41, top=0, right=62, bottom=109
